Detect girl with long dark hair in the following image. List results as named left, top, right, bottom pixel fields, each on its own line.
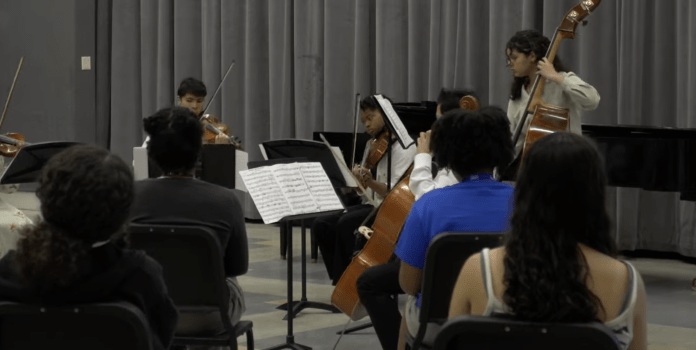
left=449, top=133, right=647, bottom=350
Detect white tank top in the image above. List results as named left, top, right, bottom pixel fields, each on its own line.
left=480, top=248, right=637, bottom=350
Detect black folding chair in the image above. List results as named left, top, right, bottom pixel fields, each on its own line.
left=434, top=315, right=621, bottom=350
left=129, top=224, right=253, bottom=349
left=406, top=232, right=505, bottom=350
left=0, top=301, right=151, bottom=350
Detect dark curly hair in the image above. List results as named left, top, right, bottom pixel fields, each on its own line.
left=436, top=88, right=477, bottom=114
left=430, top=106, right=513, bottom=177
left=359, top=94, right=393, bottom=112
left=15, top=145, right=134, bottom=291
left=503, top=132, right=615, bottom=323
left=144, top=107, right=203, bottom=174
left=507, top=29, right=568, bottom=100
left=177, top=77, right=207, bottom=98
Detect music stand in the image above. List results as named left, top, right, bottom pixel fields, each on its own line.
left=0, top=142, right=80, bottom=184
left=247, top=159, right=342, bottom=350
left=262, top=139, right=347, bottom=188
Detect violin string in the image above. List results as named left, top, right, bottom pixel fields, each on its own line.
left=331, top=317, right=353, bottom=350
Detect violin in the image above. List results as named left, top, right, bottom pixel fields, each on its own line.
left=198, top=59, right=244, bottom=150
left=504, top=0, right=602, bottom=179
left=0, top=57, right=28, bottom=158
left=0, top=134, right=28, bottom=157
left=200, top=114, right=243, bottom=150
left=363, top=129, right=390, bottom=171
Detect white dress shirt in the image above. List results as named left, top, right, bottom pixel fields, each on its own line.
left=409, top=153, right=458, bottom=201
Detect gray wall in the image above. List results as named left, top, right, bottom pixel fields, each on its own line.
left=0, top=0, right=98, bottom=146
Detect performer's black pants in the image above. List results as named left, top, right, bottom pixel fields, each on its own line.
left=313, top=204, right=373, bottom=285
left=357, top=258, right=404, bottom=350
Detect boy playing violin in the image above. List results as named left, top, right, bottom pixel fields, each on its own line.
left=176, top=78, right=233, bottom=145
left=314, top=95, right=416, bottom=286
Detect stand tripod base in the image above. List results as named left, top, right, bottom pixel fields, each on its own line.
left=277, top=300, right=340, bottom=320
left=264, top=335, right=312, bottom=350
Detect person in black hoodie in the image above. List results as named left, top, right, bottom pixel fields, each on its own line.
left=0, top=145, right=178, bottom=350
left=130, top=107, right=248, bottom=347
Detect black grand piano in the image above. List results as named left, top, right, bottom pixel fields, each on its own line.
left=582, top=124, right=696, bottom=201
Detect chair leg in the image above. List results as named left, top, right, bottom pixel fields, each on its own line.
left=246, top=329, right=254, bottom=350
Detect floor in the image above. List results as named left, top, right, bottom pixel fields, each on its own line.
left=238, top=222, right=696, bottom=350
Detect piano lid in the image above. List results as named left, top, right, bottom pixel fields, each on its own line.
left=582, top=124, right=696, bottom=201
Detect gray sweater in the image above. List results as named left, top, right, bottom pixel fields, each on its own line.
left=507, top=71, right=600, bottom=155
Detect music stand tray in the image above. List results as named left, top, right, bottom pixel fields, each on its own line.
left=0, top=142, right=80, bottom=184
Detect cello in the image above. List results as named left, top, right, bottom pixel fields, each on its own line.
left=331, top=95, right=480, bottom=321
left=504, top=0, right=602, bottom=179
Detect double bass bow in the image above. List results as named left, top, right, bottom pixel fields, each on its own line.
left=331, top=95, right=480, bottom=322
left=0, top=57, right=29, bottom=158
left=504, top=0, right=602, bottom=179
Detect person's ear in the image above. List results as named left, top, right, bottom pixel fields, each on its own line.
left=529, top=52, right=537, bottom=62
left=459, top=95, right=480, bottom=111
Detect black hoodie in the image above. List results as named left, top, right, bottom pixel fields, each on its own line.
left=0, top=242, right=178, bottom=350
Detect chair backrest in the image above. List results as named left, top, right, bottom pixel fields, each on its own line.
left=0, top=301, right=151, bottom=350
left=420, top=232, right=505, bottom=325
left=434, top=315, right=621, bottom=350
left=128, top=224, right=228, bottom=312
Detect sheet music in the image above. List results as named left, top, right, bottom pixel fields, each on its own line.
left=239, top=167, right=292, bottom=224
left=299, top=163, right=344, bottom=211
left=319, top=133, right=378, bottom=207
left=259, top=144, right=268, bottom=160
left=375, top=94, right=414, bottom=148
left=329, top=146, right=358, bottom=187
left=272, top=163, right=320, bottom=214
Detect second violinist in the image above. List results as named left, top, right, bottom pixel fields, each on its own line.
left=314, top=95, right=416, bottom=286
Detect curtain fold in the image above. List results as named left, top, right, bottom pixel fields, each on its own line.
left=110, top=0, right=696, bottom=256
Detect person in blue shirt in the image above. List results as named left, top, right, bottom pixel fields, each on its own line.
left=394, top=106, right=515, bottom=349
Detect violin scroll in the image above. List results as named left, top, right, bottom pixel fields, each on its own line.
left=459, top=95, right=480, bottom=112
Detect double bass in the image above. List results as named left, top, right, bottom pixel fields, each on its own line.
left=331, top=95, right=480, bottom=321
left=505, top=0, right=602, bottom=179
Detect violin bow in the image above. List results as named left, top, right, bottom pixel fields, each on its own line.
left=201, top=59, right=236, bottom=117
left=350, top=93, right=361, bottom=168
left=0, top=57, right=25, bottom=132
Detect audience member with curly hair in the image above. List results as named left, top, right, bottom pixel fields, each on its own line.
left=130, top=106, right=249, bottom=348
left=0, top=145, right=178, bottom=350
left=394, top=106, right=515, bottom=349
left=448, top=132, right=647, bottom=350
